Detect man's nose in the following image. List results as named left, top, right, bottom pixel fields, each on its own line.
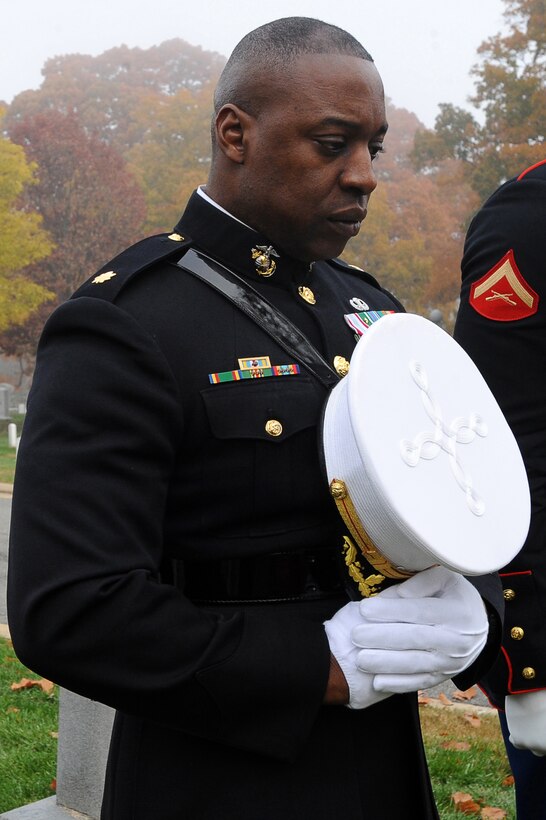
left=339, top=147, right=378, bottom=194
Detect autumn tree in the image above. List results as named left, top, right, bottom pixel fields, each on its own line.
left=6, top=40, right=225, bottom=154
left=4, top=40, right=226, bottom=237
left=412, top=0, right=546, bottom=198
left=0, top=110, right=147, bottom=365
left=126, top=83, right=214, bottom=232
left=0, top=115, right=54, bottom=333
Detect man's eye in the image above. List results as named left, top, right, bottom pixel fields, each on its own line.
left=316, top=139, right=346, bottom=153
left=370, top=144, right=385, bottom=161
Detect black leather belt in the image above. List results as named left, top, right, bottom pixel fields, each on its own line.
left=172, top=549, right=343, bottom=604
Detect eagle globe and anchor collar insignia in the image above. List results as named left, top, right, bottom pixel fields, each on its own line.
left=251, top=244, right=317, bottom=303
left=252, top=245, right=279, bottom=277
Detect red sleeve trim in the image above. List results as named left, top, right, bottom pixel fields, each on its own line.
left=502, top=646, right=546, bottom=695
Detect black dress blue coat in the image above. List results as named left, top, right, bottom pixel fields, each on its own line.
left=455, top=160, right=546, bottom=708
left=8, top=192, right=502, bottom=819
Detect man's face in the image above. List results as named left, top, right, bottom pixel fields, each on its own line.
left=236, top=53, right=387, bottom=263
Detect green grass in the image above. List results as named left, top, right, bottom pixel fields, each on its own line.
left=0, top=635, right=517, bottom=817
left=0, top=637, right=58, bottom=813
left=0, top=439, right=17, bottom=484
left=421, top=704, right=516, bottom=818
left=0, top=414, right=24, bottom=485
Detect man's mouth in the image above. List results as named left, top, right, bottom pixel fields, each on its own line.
left=328, top=207, right=367, bottom=237
left=328, top=215, right=365, bottom=238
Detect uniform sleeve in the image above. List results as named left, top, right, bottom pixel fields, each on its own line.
left=454, top=169, right=546, bottom=705
left=7, top=297, right=330, bottom=760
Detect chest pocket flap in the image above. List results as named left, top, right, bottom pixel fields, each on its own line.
left=201, top=377, right=321, bottom=443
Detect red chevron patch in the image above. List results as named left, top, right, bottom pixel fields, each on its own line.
left=470, top=249, right=539, bottom=321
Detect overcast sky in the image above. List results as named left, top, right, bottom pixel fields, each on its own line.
left=2, top=0, right=506, bottom=127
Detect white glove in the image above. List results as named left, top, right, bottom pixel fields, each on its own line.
left=324, top=601, right=391, bottom=710
left=505, top=691, right=546, bottom=756
left=351, top=565, right=488, bottom=693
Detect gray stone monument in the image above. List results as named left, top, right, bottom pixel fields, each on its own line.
left=1, top=692, right=114, bottom=820
left=0, top=386, right=11, bottom=421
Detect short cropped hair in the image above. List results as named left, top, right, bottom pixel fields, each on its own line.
left=214, top=17, right=373, bottom=115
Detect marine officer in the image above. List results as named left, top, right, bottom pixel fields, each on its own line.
left=9, top=18, right=503, bottom=819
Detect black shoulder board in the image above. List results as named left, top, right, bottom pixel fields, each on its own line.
left=327, top=256, right=383, bottom=290
left=71, top=232, right=193, bottom=302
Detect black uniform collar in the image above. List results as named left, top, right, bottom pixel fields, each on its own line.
left=174, top=190, right=314, bottom=289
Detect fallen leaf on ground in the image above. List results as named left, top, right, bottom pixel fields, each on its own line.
left=6, top=706, right=19, bottom=714
left=452, top=791, right=481, bottom=814
left=453, top=686, right=478, bottom=701
left=464, top=713, right=482, bottom=728
left=480, top=807, right=506, bottom=818
left=11, top=677, right=54, bottom=694
left=439, top=692, right=452, bottom=705
left=501, top=775, right=514, bottom=787
left=441, top=741, right=471, bottom=751
left=50, top=778, right=56, bottom=792
left=418, top=692, right=430, bottom=704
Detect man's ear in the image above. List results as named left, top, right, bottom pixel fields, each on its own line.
left=215, top=104, right=253, bottom=164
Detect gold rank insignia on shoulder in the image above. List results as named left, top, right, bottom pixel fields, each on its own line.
left=168, top=233, right=185, bottom=242
left=252, top=245, right=279, bottom=277
left=92, top=271, right=117, bottom=284
left=298, top=285, right=316, bottom=304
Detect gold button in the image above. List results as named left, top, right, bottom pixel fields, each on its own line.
left=522, top=667, right=536, bottom=680
left=265, top=419, right=283, bottom=437
left=298, top=285, right=316, bottom=304
left=334, top=356, right=350, bottom=377
left=330, top=479, right=348, bottom=500
left=504, top=588, right=516, bottom=602
left=510, top=626, right=524, bottom=640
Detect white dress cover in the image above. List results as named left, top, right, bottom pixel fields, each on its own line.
left=322, top=312, right=530, bottom=575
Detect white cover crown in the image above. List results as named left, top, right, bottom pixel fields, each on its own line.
left=322, top=313, right=530, bottom=575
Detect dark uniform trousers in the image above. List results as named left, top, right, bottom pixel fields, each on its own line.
left=8, top=191, right=502, bottom=819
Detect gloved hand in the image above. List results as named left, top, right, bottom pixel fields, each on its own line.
left=505, top=691, right=546, bottom=756
left=351, top=565, right=488, bottom=693
left=324, top=601, right=391, bottom=709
